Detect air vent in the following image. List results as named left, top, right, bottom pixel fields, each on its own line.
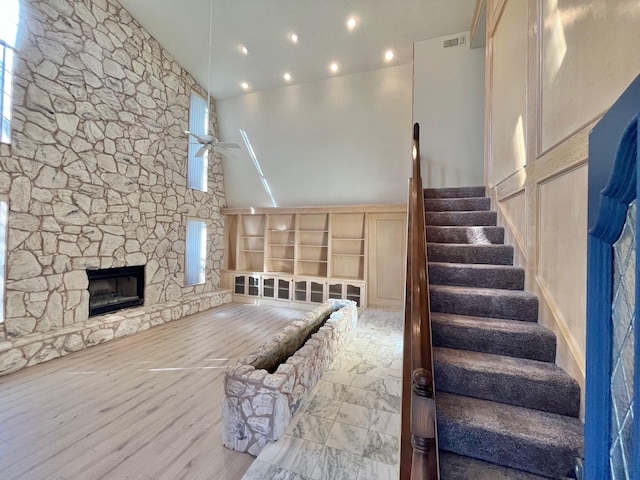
left=444, top=36, right=466, bottom=48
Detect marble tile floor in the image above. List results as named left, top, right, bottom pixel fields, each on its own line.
left=242, top=308, right=404, bottom=480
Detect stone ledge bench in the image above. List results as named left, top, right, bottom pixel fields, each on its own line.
left=222, top=299, right=358, bottom=456
left=0, top=290, right=231, bottom=376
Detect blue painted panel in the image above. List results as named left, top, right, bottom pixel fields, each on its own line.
left=589, top=75, right=640, bottom=231
left=587, top=73, right=640, bottom=480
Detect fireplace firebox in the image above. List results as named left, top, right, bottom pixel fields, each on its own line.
left=87, top=266, right=145, bottom=317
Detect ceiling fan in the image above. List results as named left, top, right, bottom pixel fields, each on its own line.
left=184, top=130, right=240, bottom=157
left=180, top=0, right=240, bottom=157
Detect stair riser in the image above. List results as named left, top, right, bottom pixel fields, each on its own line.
left=434, top=361, right=580, bottom=417
left=430, top=289, right=538, bottom=322
left=438, top=418, right=581, bottom=479
left=428, top=264, right=524, bottom=290
left=426, top=211, right=497, bottom=227
left=424, top=186, right=485, bottom=198
left=432, top=319, right=556, bottom=362
left=427, top=245, right=514, bottom=266
left=424, top=197, right=491, bottom=212
left=426, top=226, right=505, bottom=244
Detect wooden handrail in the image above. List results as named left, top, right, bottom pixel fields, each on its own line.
left=400, top=123, right=439, bottom=480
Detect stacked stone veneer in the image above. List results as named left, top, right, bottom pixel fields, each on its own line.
left=0, top=0, right=229, bottom=375
left=222, top=300, right=358, bottom=456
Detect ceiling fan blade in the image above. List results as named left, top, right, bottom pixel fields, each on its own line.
left=195, top=145, right=210, bottom=157
left=214, top=142, right=241, bottom=149
left=184, top=130, right=216, bottom=144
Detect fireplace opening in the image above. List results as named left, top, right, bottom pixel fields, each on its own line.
left=87, top=265, right=144, bottom=317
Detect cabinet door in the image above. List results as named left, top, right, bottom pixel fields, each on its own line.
left=277, top=278, right=291, bottom=301
left=247, top=275, right=260, bottom=297
left=328, top=282, right=343, bottom=300
left=368, top=213, right=406, bottom=308
left=234, top=275, right=246, bottom=295
left=309, top=281, right=325, bottom=303
left=345, top=282, right=364, bottom=306
left=262, top=277, right=276, bottom=299
left=294, top=280, right=308, bottom=302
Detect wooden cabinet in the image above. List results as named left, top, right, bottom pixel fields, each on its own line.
left=262, top=276, right=292, bottom=301
left=328, top=280, right=365, bottom=306
left=233, top=274, right=261, bottom=297
left=223, top=205, right=405, bottom=309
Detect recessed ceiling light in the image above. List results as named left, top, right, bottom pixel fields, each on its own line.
left=240, top=45, right=248, bottom=55
left=384, top=49, right=395, bottom=62
left=329, top=62, right=340, bottom=73
left=289, top=32, right=299, bottom=44
left=346, top=17, right=358, bottom=31
left=240, top=81, right=249, bottom=90
left=283, top=72, right=292, bottom=82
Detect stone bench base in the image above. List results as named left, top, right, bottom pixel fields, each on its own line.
left=0, top=290, right=231, bottom=376
left=222, top=299, right=358, bottom=456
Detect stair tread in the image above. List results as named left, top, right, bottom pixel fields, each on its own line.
left=434, top=346, right=570, bottom=378
left=429, top=262, right=524, bottom=290
left=427, top=242, right=511, bottom=248
left=439, top=452, right=550, bottom=480
left=424, top=186, right=485, bottom=198
left=426, top=226, right=505, bottom=245
left=430, top=284, right=536, bottom=298
left=431, top=312, right=551, bottom=334
left=424, top=197, right=491, bottom=212
left=438, top=392, right=583, bottom=441
left=437, top=392, right=584, bottom=477
left=426, top=211, right=497, bottom=227
left=432, top=312, right=556, bottom=362
left=429, top=261, right=523, bottom=271
left=434, top=347, right=580, bottom=417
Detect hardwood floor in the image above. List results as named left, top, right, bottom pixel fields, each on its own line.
left=0, top=303, right=304, bottom=480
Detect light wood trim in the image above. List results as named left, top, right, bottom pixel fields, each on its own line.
left=487, top=0, right=508, bottom=38
left=535, top=276, right=586, bottom=378
left=222, top=203, right=407, bottom=216
left=470, top=0, right=487, bottom=49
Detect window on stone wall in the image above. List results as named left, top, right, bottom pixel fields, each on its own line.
left=187, top=92, right=209, bottom=192
left=0, top=201, right=7, bottom=322
left=0, top=0, right=19, bottom=144
left=185, top=220, right=207, bottom=286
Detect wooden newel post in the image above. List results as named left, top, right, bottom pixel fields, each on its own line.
left=411, top=368, right=438, bottom=479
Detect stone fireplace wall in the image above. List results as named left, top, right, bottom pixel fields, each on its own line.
left=0, top=0, right=229, bottom=372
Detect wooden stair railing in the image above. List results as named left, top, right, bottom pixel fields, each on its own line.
left=400, top=123, right=439, bottom=480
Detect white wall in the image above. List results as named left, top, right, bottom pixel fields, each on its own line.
left=413, top=31, right=486, bottom=188
left=217, top=65, right=413, bottom=208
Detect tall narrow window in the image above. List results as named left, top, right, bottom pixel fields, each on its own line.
left=0, top=0, right=19, bottom=143
left=187, top=93, right=208, bottom=192
left=0, top=201, right=7, bottom=322
left=185, top=220, right=207, bottom=286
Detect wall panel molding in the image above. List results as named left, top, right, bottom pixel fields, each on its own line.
left=535, top=275, right=586, bottom=377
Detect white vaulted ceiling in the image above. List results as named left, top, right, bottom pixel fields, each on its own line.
left=117, top=0, right=474, bottom=100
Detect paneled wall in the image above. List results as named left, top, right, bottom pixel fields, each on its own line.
left=485, top=0, right=640, bottom=412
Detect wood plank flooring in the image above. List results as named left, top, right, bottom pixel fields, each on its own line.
left=0, top=303, right=304, bottom=480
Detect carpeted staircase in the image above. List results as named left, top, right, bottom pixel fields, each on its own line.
left=425, top=186, right=584, bottom=479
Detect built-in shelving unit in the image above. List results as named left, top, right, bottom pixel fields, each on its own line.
left=266, top=214, right=295, bottom=274
left=222, top=204, right=407, bottom=309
